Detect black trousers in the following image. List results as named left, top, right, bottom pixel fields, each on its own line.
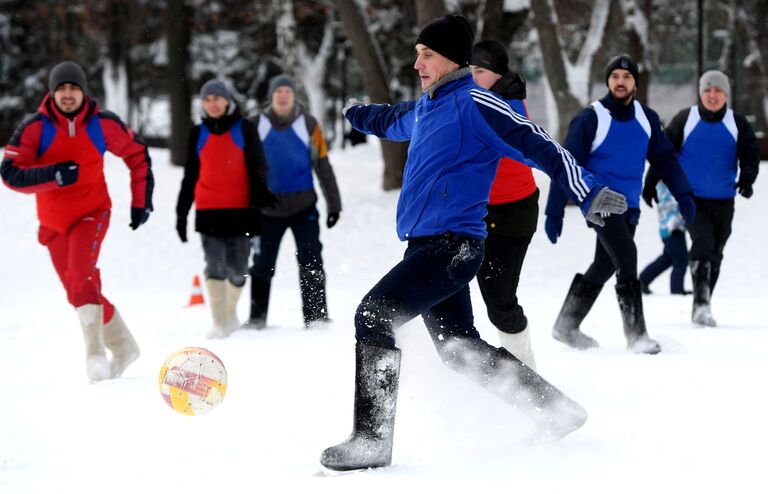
left=687, top=197, right=734, bottom=267
left=583, top=212, right=638, bottom=285
left=476, top=232, right=532, bottom=334
left=355, top=235, right=485, bottom=350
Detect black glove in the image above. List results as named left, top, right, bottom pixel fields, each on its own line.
left=53, top=161, right=79, bottom=187
left=736, top=177, right=754, bottom=199
left=326, top=212, right=340, bottom=229
left=255, top=189, right=279, bottom=209
left=176, top=218, right=187, bottom=243
left=130, top=207, right=151, bottom=230
left=642, top=180, right=658, bottom=207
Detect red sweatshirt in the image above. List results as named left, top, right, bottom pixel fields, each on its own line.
left=1, top=95, right=153, bottom=233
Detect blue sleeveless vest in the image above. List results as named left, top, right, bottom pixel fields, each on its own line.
left=678, top=105, right=738, bottom=199
left=585, top=100, right=651, bottom=208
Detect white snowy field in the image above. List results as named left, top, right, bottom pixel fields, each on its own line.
left=0, top=140, right=766, bottom=493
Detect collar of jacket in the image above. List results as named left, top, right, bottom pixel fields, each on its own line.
left=263, top=103, right=302, bottom=129
left=697, top=101, right=727, bottom=122
left=40, top=93, right=99, bottom=129
left=599, top=92, right=636, bottom=121
left=425, top=67, right=472, bottom=99
left=490, top=71, right=526, bottom=100
left=202, top=108, right=242, bottom=135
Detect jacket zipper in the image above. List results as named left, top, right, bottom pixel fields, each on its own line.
left=68, top=118, right=76, bottom=137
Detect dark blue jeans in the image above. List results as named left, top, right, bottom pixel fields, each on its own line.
left=250, top=206, right=328, bottom=323
left=639, top=230, right=689, bottom=293
left=250, top=206, right=324, bottom=281
left=355, top=234, right=485, bottom=351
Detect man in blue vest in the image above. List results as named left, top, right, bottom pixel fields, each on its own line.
left=648, top=70, right=760, bottom=327
left=545, top=54, right=696, bottom=355
left=245, top=75, right=342, bottom=329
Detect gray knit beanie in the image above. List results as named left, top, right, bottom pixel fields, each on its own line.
left=49, top=61, right=88, bottom=94
left=699, top=70, right=730, bottom=96
left=268, top=74, right=297, bottom=97
left=200, top=79, right=233, bottom=103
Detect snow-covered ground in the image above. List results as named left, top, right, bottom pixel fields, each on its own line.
left=1, top=140, right=766, bottom=493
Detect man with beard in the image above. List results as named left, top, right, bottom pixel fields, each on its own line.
left=1, top=61, right=153, bottom=381
left=544, top=54, right=696, bottom=355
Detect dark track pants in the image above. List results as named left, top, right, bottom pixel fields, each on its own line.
left=476, top=232, right=532, bottom=334
left=355, top=234, right=485, bottom=351
left=583, top=213, right=638, bottom=286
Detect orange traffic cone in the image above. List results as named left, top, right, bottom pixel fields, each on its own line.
left=186, top=275, right=205, bottom=306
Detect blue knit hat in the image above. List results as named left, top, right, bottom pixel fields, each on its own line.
left=268, top=74, right=297, bottom=97
left=200, top=79, right=233, bottom=103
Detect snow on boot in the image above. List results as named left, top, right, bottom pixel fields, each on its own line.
left=205, top=279, right=231, bottom=339
left=440, top=338, right=587, bottom=440
left=321, top=342, right=401, bottom=471
left=552, top=274, right=601, bottom=350
left=103, top=309, right=140, bottom=378
left=616, top=280, right=661, bottom=355
left=497, top=324, right=537, bottom=371
left=691, top=260, right=717, bottom=327
left=242, top=277, right=270, bottom=329
left=76, top=304, right=110, bottom=382
left=224, top=281, right=244, bottom=333
left=300, top=263, right=330, bottom=326
left=693, top=304, right=717, bottom=327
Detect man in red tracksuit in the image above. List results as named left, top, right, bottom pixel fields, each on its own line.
left=1, top=61, right=153, bottom=382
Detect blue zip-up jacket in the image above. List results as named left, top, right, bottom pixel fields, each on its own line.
left=345, top=70, right=602, bottom=241
left=546, top=93, right=692, bottom=224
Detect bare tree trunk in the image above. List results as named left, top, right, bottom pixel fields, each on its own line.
left=617, top=0, right=652, bottom=103
left=415, top=0, right=447, bottom=27
left=104, top=0, right=131, bottom=122
left=480, top=0, right=505, bottom=41
left=276, top=0, right=299, bottom=78
left=530, top=0, right=583, bottom=140
left=589, top=1, right=624, bottom=98
left=737, top=4, right=768, bottom=133
left=336, top=0, right=407, bottom=190
left=166, top=0, right=191, bottom=166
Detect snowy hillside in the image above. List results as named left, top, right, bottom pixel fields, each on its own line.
left=1, top=140, right=766, bottom=493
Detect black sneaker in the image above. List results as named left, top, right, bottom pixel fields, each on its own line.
left=640, top=281, right=652, bottom=295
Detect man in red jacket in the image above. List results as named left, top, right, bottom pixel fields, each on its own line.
left=1, top=61, right=153, bottom=382
left=471, top=40, right=539, bottom=369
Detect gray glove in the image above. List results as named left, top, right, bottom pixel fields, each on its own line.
left=341, top=98, right=364, bottom=117
left=585, top=187, right=628, bottom=226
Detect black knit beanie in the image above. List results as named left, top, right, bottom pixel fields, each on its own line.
left=48, top=61, right=88, bottom=94
left=415, top=14, right=475, bottom=68
left=471, top=40, right=509, bottom=76
left=604, top=54, right=639, bottom=85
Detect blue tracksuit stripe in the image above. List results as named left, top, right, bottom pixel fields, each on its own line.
left=470, top=89, right=589, bottom=201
